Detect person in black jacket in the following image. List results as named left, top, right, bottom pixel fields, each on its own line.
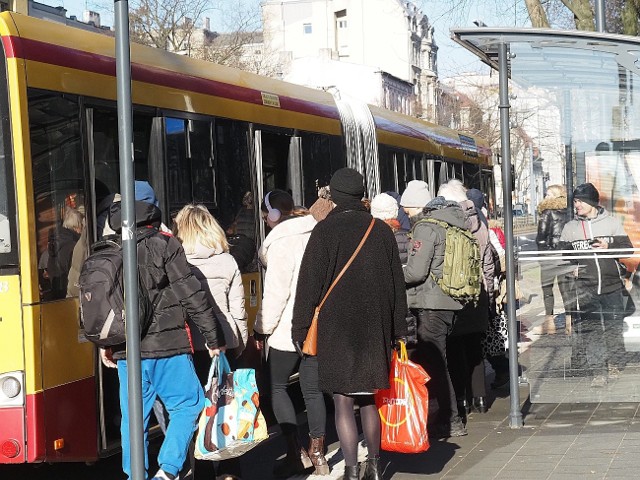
left=292, top=168, right=407, bottom=480
left=100, top=194, right=226, bottom=480
left=535, top=185, right=574, bottom=334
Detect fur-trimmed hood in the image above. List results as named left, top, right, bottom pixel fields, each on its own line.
left=538, top=196, right=567, bottom=214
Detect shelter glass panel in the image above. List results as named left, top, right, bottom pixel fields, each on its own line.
left=503, top=37, right=640, bottom=403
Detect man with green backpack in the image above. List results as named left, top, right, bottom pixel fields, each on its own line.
left=401, top=180, right=481, bottom=439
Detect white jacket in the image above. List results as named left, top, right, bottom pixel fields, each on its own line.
left=186, top=243, right=248, bottom=352
left=254, top=215, right=317, bottom=352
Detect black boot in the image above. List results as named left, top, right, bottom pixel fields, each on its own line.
left=342, top=465, right=359, bottom=480
left=273, top=432, right=313, bottom=478
left=473, top=396, right=487, bottom=413
left=362, top=455, right=382, bottom=480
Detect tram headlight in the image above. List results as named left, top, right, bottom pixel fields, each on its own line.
left=1, top=376, right=21, bottom=398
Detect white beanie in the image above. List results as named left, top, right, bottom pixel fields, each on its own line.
left=400, top=180, right=432, bottom=208
left=371, top=193, right=399, bottom=221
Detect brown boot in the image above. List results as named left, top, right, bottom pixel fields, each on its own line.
left=308, top=435, right=330, bottom=475
left=273, top=432, right=313, bottom=478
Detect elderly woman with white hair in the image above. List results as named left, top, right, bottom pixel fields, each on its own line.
left=438, top=180, right=495, bottom=417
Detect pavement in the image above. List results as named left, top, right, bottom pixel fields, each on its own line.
left=238, top=380, right=640, bottom=480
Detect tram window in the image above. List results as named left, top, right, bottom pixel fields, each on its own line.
left=463, top=163, right=480, bottom=189
left=377, top=145, right=396, bottom=192
left=189, top=120, right=215, bottom=207
left=166, top=118, right=216, bottom=214
left=301, top=132, right=334, bottom=207
left=91, top=108, right=154, bottom=196
left=166, top=118, right=190, bottom=212
left=29, top=91, right=86, bottom=301
left=214, top=119, right=252, bottom=236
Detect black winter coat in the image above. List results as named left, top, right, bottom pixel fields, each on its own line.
left=394, top=229, right=409, bottom=265
left=536, top=196, right=569, bottom=250
left=47, top=226, right=80, bottom=299
left=109, top=201, right=225, bottom=360
left=292, top=202, right=408, bottom=393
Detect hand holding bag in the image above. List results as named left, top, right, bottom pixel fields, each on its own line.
left=194, top=352, right=268, bottom=461
left=302, top=218, right=376, bottom=356
left=375, top=341, right=430, bottom=454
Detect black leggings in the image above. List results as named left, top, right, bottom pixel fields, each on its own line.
left=333, top=394, right=379, bottom=467
left=269, top=348, right=326, bottom=437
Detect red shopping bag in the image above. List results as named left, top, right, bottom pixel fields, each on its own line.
left=375, top=341, right=430, bottom=453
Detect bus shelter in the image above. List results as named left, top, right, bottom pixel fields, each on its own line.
left=453, top=28, right=640, bottom=406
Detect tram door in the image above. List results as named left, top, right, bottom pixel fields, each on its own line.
left=253, top=129, right=304, bottom=243
left=85, top=106, right=160, bottom=452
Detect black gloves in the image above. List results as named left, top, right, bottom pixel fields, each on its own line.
left=253, top=331, right=269, bottom=342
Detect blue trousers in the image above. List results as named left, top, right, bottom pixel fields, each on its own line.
left=118, top=354, right=204, bottom=479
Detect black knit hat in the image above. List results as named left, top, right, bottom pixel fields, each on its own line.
left=573, top=183, right=600, bottom=207
left=330, top=168, right=365, bottom=206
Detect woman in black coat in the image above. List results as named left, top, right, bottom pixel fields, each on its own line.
left=292, top=168, right=408, bottom=480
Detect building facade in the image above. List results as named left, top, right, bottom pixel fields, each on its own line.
left=261, top=0, right=438, bottom=119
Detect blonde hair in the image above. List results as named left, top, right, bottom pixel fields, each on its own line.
left=63, top=207, right=84, bottom=232
left=173, top=204, right=229, bottom=254
left=546, top=185, right=566, bottom=198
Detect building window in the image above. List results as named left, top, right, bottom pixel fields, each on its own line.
left=303, top=23, right=312, bottom=34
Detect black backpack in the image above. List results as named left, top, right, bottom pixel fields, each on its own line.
left=79, top=229, right=156, bottom=347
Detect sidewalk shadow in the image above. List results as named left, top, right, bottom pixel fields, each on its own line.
left=380, top=440, right=461, bottom=477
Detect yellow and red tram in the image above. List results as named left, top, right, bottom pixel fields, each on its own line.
left=0, top=12, right=491, bottom=464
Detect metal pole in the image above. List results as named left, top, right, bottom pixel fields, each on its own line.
left=529, top=146, right=536, bottom=223
left=498, top=42, right=523, bottom=428
left=594, top=0, right=606, bottom=33
left=114, top=0, right=145, bottom=478
left=564, top=90, right=574, bottom=218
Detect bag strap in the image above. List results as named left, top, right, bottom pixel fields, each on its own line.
left=317, top=218, right=375, bottom=312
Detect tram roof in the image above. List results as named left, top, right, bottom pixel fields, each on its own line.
left=451, top=27, right=640, bottom=89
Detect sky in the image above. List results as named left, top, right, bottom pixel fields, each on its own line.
left=45, top=0, right=531, bottom=78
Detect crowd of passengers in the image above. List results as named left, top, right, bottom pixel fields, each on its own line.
left=44, top=171, right=520, bottom=480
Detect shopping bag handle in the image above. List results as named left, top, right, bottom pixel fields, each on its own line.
left=397, top=340, right=408, bottom=363
left=205, top=351, right=232, bottom=390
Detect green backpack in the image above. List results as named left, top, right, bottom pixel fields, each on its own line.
left=415, top=218, right=482, bottom=305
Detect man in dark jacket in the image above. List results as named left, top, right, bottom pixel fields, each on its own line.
left=559, top=183, right=633, bottom=388
left=101, top=193, right=226, bottom=480
left=401, top=181, right=467, bottom=438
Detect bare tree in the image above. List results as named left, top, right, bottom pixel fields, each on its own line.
left=190, top=5, right=280, bottom=76
left=422, top=0, right=640, bottom=35
left=128, top=0, right=211, bottom=53
left=439, top=75, right=541, bottom=203
left=124, top=0, right=275, bottom=74
left=525, top=0, right=550, bottom=27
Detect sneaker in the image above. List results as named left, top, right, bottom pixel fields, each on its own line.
left=590, top=375, right=608, bottom=388
left=449, top=417, right=468, bottom=437
left=152, top=470, right=177, bottom=480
